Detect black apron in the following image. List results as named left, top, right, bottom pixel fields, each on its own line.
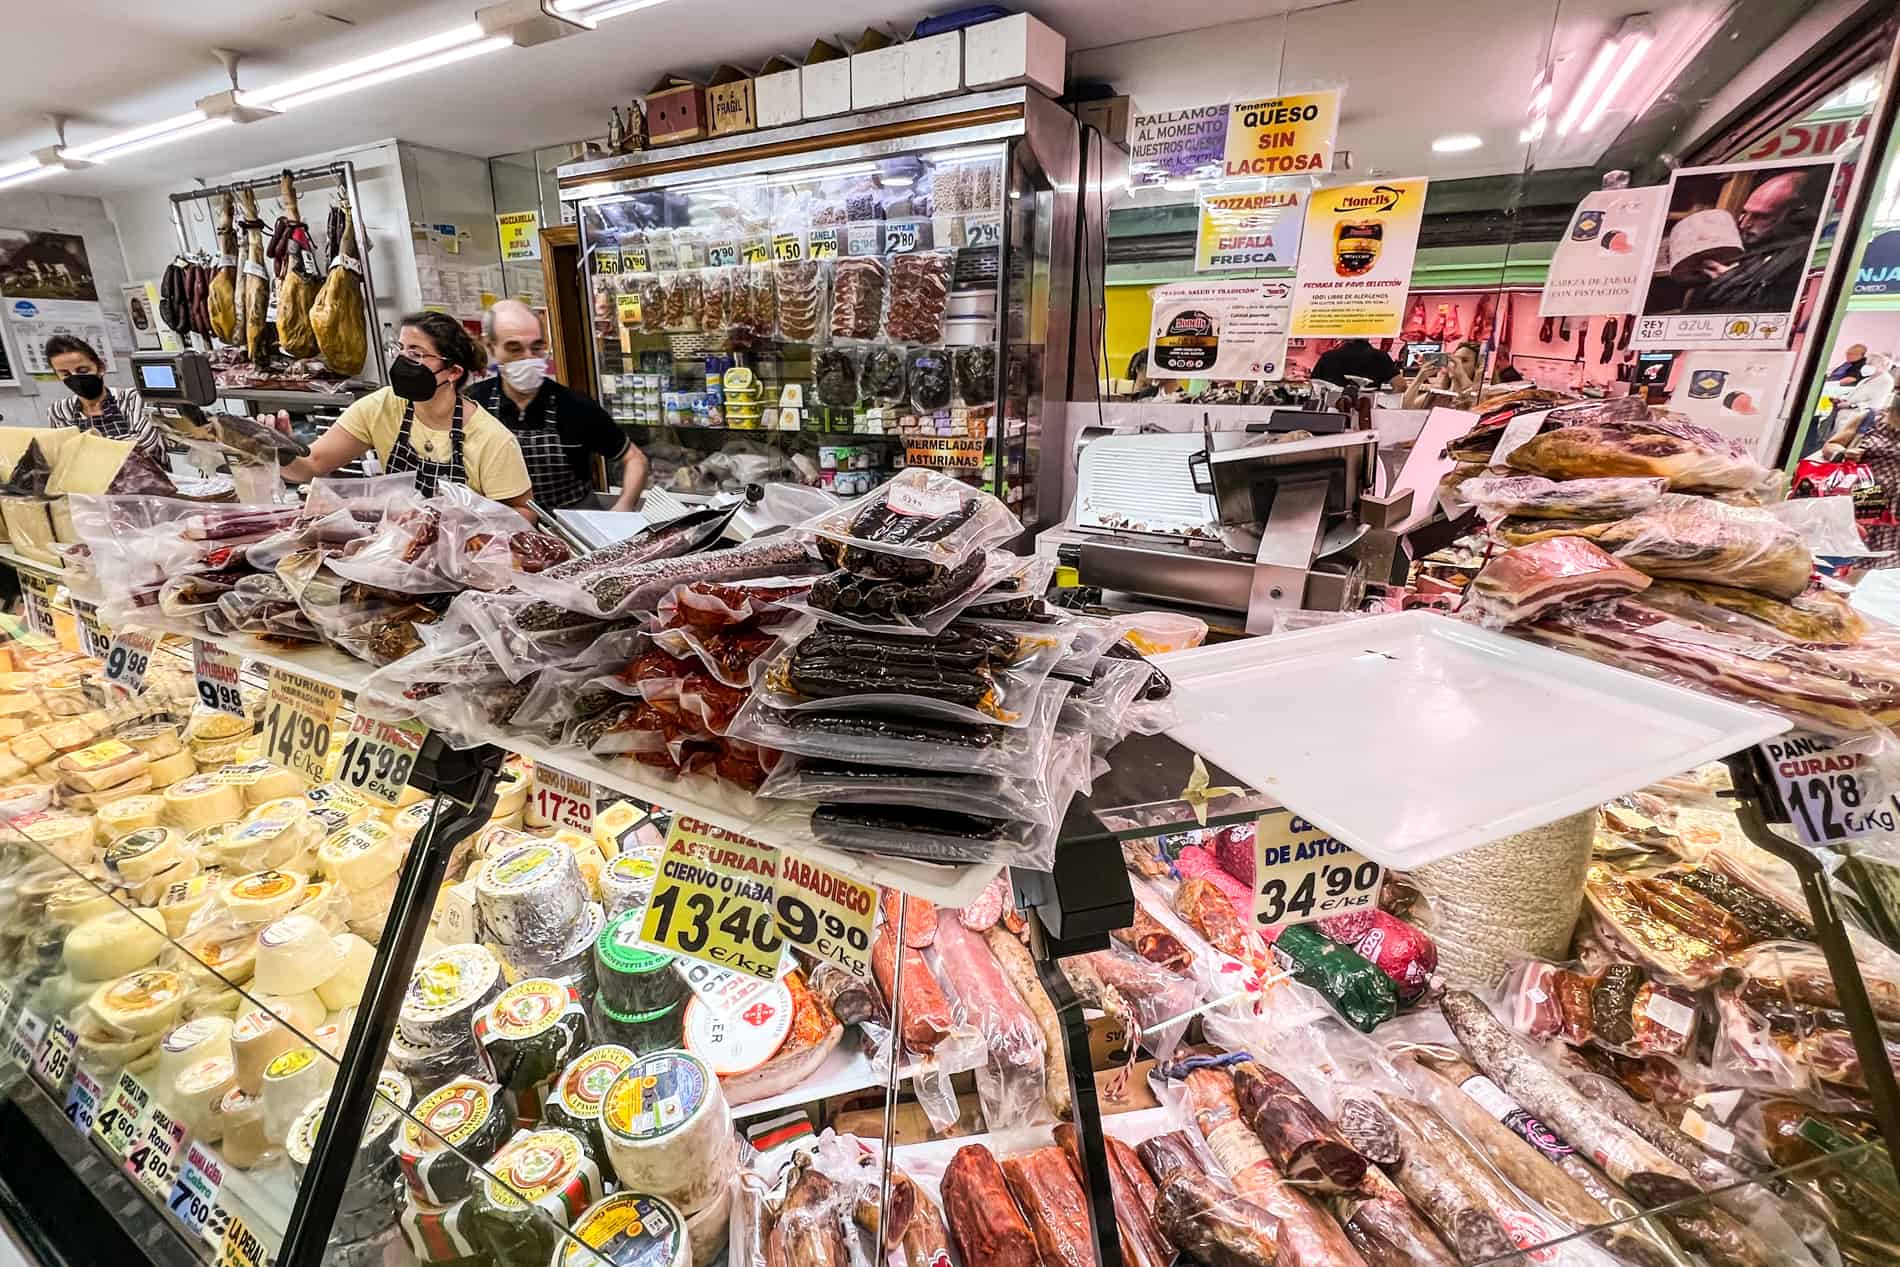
left=508, top=384, right=594, bottom=510
left=384, top=397, right=467, bottom=498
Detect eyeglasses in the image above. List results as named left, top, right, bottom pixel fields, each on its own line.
left=389, top=343, right=446, bottom=365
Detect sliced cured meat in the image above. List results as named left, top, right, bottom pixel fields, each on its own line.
left=1001, top=1147, right=1093, bottom=1267
left=1470, top=537, right=1651, bottom=624
left=1640, top=578, right=1866, bottom=644
left=1595, top=495, right=1812, bottom=599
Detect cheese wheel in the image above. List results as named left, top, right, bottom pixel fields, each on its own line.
left=156, top=1015, right=235, bottom=1089
left=44, top=878, right=118, bottom=927
left=400, top=944, right=503, bottom=1049
left=686, top=1175, right=733, bottom=1264
left=104, top=825, right=186, bottom=885
left=237, top=764, right=304, bottom=806
left=89, top=968, right=187, bottom=1038
left=231, top=1007, right=301, bottom=1096
left=189, top=713, right=249, bottom=744
left=66, top=773, right=157, bottom=812
left=157, top=872, right=215, bottom=935
left=0, top=752, right=28, bottom=783
left=307, top=797, right=372, bottom=837
left=346, top=870, right=400, bottom=923
left=64, top=907, right=168, bottom=978
left=254, top=914, right=344, bottom=996
left=475, top=825, right=531, bottom=859
left=683, top=982, right=793, bottom=1076
left=179, top=924, right=258, bottom=984
left=294, top=878, right=349, bottom=932
left=165, top=773, right=244, bottom=827
left=145, top=748, right=198, bottom=788
left=559, top=1195, right=689, bottom=1267
left=136, top=854, right=201, bottom=907
left=75, top=1020, right=162, bottom=1072
left=263, top=1046, right=336, bottom=1142
left=173, top=1055, right=237, bottom=1142
left=218, top=1088, right=271, bottom=1168
left=56, top=739, right=150, bottom=792
left=187, top=821, right=237, bottom=854
left=0, top=782, right=52, bottom=818
left=218, top=813, right=317, bottom=873
left=20, top=809, right=97, bottom=865
left=222, top=869, right=307, bottom=922
left=397, top=1076, right=514, bottom=1204
left=485, top=806, right=524, bottom=833
left=193, top=739, right=245, bottom=769
left=320, top=820, right=403, bottom=890
left=593, top=802, right=645, bottom=856
left=477, top=842, right=585, bottom=955
left=119, top=722, right=184, bottom=759
left=255, top=989, right=326, bottom=1033
left=99, top=793, right=165, bottom=838
left=316, top=934, right=376, bottom=1011
left=249, top=795, right=313, bottom=824
left=600, top=1051, right=732, bottom=1210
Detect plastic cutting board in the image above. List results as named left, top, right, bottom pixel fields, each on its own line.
left=1157, top=610, right=1788, bottom=868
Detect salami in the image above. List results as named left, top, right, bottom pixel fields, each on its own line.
left=934, top=917, right=1045, bottom=1124
left=1055, top=1125, right=1169, bottom=1267
left=1153, top=1171, right=1282, bottom=1267
left=882, top=890, right=938, bottom=948
left=1173, top=875, right=1259, bottom=966
left=943, top=1144, right=1038, bottom=1267
left=959, top=872, right=1009, bottom=931
left=1119, top=902, right=1193, bottom=975
left=1232, top=1059, right=1369, bottom=1193
left=1375, top=1095, right=1527, bottom=1262
left=985, top=924, right=1072, bottom=1120
left=871, top=925, right=951, bottom=1054
left=768, top=1159, right=853, bottom=1267
left=1329, top=1165, right=1458, bottom=1267
left=1001, top=1147, right=1093, bottom=1267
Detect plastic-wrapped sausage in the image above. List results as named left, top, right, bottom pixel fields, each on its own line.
left=1153, top=1169, right=1282, bottom=1267
left=943, top=1145, right=1038, bottom=1267
left=935, top=916, right=1045, bottom=1126
left=1056, top=1125, right=1169, bottom=1267
left=1232, top=1059, right=1369, bottom=1193
left=1001, top=1147, right=1093, bottom=1267
left=871, top=925, right=951, bottom=1054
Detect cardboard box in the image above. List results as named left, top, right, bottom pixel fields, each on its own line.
left=800, top=38, right=851, bottom=118
left=964, top=13, right=1067, bottom=98
left=644, top=75, right=708, bottom=146
left=1076, top=94, right=1131, bottom=146
left=849, top=28, right=906, bottom=111
left=706, top=64, right=757, bottom=137
left=754, top=55, right=802, bottom=128
left=903, top=29, right=962, bottom=100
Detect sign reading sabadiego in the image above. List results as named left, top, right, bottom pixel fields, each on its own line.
left=1224, top=90, right=1341, bottom=179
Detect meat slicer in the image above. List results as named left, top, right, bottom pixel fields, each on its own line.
left=131, top=349, right=310, bottom=500
left=1038, top=417, right=1413, bottom=633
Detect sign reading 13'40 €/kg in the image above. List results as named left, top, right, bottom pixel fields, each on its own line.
left=261, top=668, right=342, bottom=785
left=641, top=816, right=784, bottom=979
left=1251, top=811, right=1383, bottom=929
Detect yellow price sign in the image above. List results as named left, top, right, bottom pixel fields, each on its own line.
left=774, top=853, right=876, bottom=978
left=772, top=232, right=804, bottom=262
left=640, top=817, right=784, bottom=979
left=741, top=238, right=770, bottom=265
left=616, top=293, right=643, bottom=326
left=219, top=1211, right=268, bottom=1267
left=260, top=668, right=341, bottom=786
left=623, top=247, right=651, bottom=273
left=807, top=227, right=840, bottom=259
left=1223, top=88, right=1340, bottom=178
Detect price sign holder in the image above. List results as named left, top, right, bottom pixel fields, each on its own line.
left=771, top=231, right=805, bottom=262
left=1758, top=732, right=1897, bottom=847
left=965, top=214, right=1003, bottom=249
left=71, top=599, right=111, bottom=659
left=336, top=714, right=429, bottom=807
left=194, top=640, right=246, bottom=717
left=103, top=626, right=158, bottom=694
left=532, top=765, right=594, bottom=834
left=808, top=227, right=840, bottom=259
left=219, top=1210, right=268, bottom=1267
left=128, top=1101, right=189, bottom=1197
left=33, top=1014, right=77, bottom=1093
left=641, top=816, right=784, bottom=979
left=169, top=1142, right=225, bottom=1240
left=262, top=668, right=342, bottom=785
left=19, top=571, right=55, bottom=637
left=1249, top=811, right=1382, bottom=929
left=64, top=1066, right=104, bottom=1137
left=775, top=852, right=875, bottom=978
left=94, top=1068, right=149, bottom=1161
left=708, top=240, right=738, bottom=267
left=7, top=1006, right=45, bottom=1071
left=741, top=237, right=770, bottom=265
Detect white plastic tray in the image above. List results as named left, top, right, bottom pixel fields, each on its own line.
left=1158, top=610, right=1789, bottom=868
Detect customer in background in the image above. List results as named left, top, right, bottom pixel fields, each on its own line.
left=1311, top=337, right=1401, bottom=390
left=1827, top=390, right=1900, bottom=564
left=1125, top=349, right=1158, bottom=400
left=42, top=334, right=167, bottom=464
left=1830, top=342, right=1870, bottom=386
left=467, top=299, right=646, bottom=512
left=1819, top=352, right=1897, bottom=456
left=276, top=311, right=533, bottom=517
left=1401, top=340, right=1482, bottom=409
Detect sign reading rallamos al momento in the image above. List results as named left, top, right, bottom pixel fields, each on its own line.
left=1127, top=105, right=1229, bottom=187
left=1290, top=178, right=1429, bottom=338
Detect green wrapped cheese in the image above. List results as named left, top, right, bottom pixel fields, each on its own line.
left=467, top=1127, right=602, bottom=1266
left=473, top=979, right=589, bottom=1126
left=594, top=912, right=687, bottom=1017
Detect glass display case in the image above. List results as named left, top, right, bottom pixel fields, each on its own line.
left=558, top=87, right=1084, bottom=533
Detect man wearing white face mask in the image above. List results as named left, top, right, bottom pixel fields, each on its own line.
left=467, top=299, right=647, bottom=511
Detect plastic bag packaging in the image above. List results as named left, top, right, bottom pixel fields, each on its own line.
left=1594, top=494, right=1814, bottom=599
left=652, top=619, right=798, bottom=687
left=0, top=439, right=53, bottom=495
left=965, top=553, right=1054, bottom=618
left=883, top=251, right=953, bottom=344
left=448, top=588, right=627, bottom=683
left=430, top=482, right=572, bottom=590
left=325, top=504, right=454, bottom=594
left=1504, top=416, right=1776, bottom=492
left=805, top=470, right=1022, bottom=583
left=756, top=616, right=1076, bottom=727
left=507, top=497, right=749, bottom=613
left=1468, top=536, right=1654, bottom=627
left=1061, top=944, right=1202, bottom=1060
left=1059, top=654, right=1152, bottom=745
left=1458, top=474, right=1669, bottom=522
left=790, top=549, right=1013, bottom=635
left=508, top=652, right=641, bottom=745
left=655, top=576, right=814, bottom=631
left=574, top=533, right=816, bottom=620
left=1740, top=1097, right=1900, bottom=1262
left=829, top=255, right=886, bottom=341
left=928, top=916, right=1047, bottom=1129
left=774, top=258, right=826, bottom=342
left=699, top=265, right=731, bottom=330
left=859, top=345, right=907, bottom=408
left=1634, top=577, right=1867, bottom=644
left=663, top=269, right=702, bottom=333
left=813, top=348, right=860, bottom=408
left=908, top=347, right=954, bottom=412
left=1498, top=958, right=1699, bottom=1058
left=726, top=676, right=1069, bottom=777
left=955, top=346, right=998, bottom=406
left=757, top=740, right=1083, bottom=829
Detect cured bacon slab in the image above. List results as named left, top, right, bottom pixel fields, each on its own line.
left=1001, top=1147, right=1093, bottom=1267
left=1471, top=537, right=1651, bottom=625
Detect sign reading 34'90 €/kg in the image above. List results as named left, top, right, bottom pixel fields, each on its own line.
left=261, top=668, right=341, bottom=785
left=641, top=817, right=784, bottom=979
left=1251, top=811, right=1383, bottom=929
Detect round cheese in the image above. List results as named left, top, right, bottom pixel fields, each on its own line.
left=231, top=1007, right=300, bottom=1096
left=218, top=1087, right=270, bottom=1168
left=347, top=870, right=399, bottom=923
left=263, top=1046, right=336, bottom=1143
left=683, top=982, right=793, bottom=1077
left=219, top=813, right=316, bottom=873
left=248, top=795, right=313, bottom=825
left=392, top=800, right=435, bottom=845
left=601, top=1051, right=732, bottom=1211
left=173, top=1055, right=237, bottom=1142
left=186, top=821, right=237, bottom=855
left=254, top=989, right=325, bottom=1033
left=136, top=854, right=201, bottom=908
left=320, top=820, right=402, bottom=890
left=18, top=810, right=96, bottom=866
left=222, top=869, right=307, bottom=922
left=76, top=1019, right=162, bottom=1071
left=64, top=906, right=168, bottom=979
left=0, top=782, right=52, bottom=818
left=316, top=933, right=376, bottom=1012
left=485, top=805, right=524, bottom=833
left=476, top=842, right=585, bottom=956
left=254, top=914, right=344, bottom=996
left=686, top=1175, right=733, bottom=1264
left=294, top=878, right=349, bottom=932
left=97, top=793, right=166, bottom=838
left=89, top=968, right=186, bottom=1038
left=592, top=802, right=644, bottom=856
left=144, top=748, right=198, bottom=788
left=156, top=873, right=215, bottom=935
left=43, top=878, right=117, bottom=927
left=163, top=773, right=244, bottom=829
left=398, top=1076, right=515, bottom=1204
left=400, top=944, right=503, bottom=1049
left=119, top=722, right=184, bottom=759
left=558, top=1195, right=689, bottom=1267
left=542, top=1045, right=635, bottom=1164
left=104, top=825, right=185, bottom=885
left=179, top=923, right=258, bottom=984
left=601, top=852, right=660, bottom=921
left=156, top=1015, right=234, bottom=1088
left=188, top=713, right=249, bottom=745
left=239, top=764, right=305, bottom=806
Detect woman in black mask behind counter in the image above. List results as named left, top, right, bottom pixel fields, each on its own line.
left=43, top=333, right=168, bottom=464
left=275, top=311, right=534, bottom=521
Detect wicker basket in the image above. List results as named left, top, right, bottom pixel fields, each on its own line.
left=1412, top=810, right=1595, bottom=989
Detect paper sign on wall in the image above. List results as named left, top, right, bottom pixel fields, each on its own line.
left=1665, top=350, right=1797, bottom=459
left=1540, top=187, right=1668, bottom=318
left=1290, top=178, right=1430, bottom=338
left=1196, top=187, right=1306, bottom=272
left=497, top=211, right=542, bottom=262
left=1223, top=89, right=1341, bottom=179
left=1127, top=105, right=1229, bottom=187
left=1149, top=280, right=1291, bottom=381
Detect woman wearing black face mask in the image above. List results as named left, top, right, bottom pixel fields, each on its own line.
left=279, top=312, right=533, bottom=518
left=43, top=334, right=168, bottom=464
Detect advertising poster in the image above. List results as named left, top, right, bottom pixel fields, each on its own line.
left=1195, top=186, right=1305, bottom=271
left=1855, top=227, right=1900, bottom=295
left=1289, top=178, right=1429, bottom=338
left=0, top=229, right=97, bottom=302
left=6, top=299, right=114, bottom=375
left=1540, top=186, right=1667, bottom=317
left=1631, top=156, right=1837, bottom=350
left=1223, top=88, right=1341, bottom=179
left=1148, top=279, right=1291, bottom=381
left=1664, top=350, right=1797, bottom=459
left=1127, top=105, right=1229, bottom=187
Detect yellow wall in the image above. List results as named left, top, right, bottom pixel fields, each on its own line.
left=1105, top=282, right=1157, bottom=383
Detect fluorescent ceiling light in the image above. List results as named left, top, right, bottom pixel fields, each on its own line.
left=1555, top=39, right=1619, bottom=136
left=926, top=145, right=1006, bottom=164
left=553, top=0, right=674, bottom=19
left=1582, top=33, right=1651, bottom=133
left=239, top=23, right=494, bottom=109
left=880, top=175, right=915, bottom=187
left=62, top=110, right=210, bottom=161
left=262, top=36, right=512, bottom=111
left=0, top=166, right=57, bottom=193
left=1431, top=134, right=1482, bottom=153
left=768, top=161, right=876, bottom=184
left=83, top=117, right=234, bottom=161
left=1556, top=16, right=1652, bottom=138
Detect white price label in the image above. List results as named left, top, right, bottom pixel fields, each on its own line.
left=1761, top=732, right=1898, bottom=846
left=94, top=1068, right=149, bottom=1160
left=103, top=627, right=158, bottom=694
left=7, top=1006, right=45, bottom=1070
left=194, top=640, right=245, bottom=717
left=71, top=599, right=111, bottom=658
left=532, top=765, right=594, bottom=834
left=19, top=573, right=54, bottom=637
left=336, top=714, right=428, bottom=807
left=64, top=1066, right=104, bottom=1136
left=127, top=1101, right=189, bottom=1196
left=883, top=220, right=922, bottom=253
left=774, top=854, right=876, bottom=978
left=33, top=1014, right=77, bottom=1091
left=0, top=980, right=13, bottom=1028
left=965, top=215, right=1003, bottom=249
left=1250, top=812, right=1383, bottom=929
left=169, top=1142, right=225, bottom=1240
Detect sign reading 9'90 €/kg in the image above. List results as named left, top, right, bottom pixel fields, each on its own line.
left=1251, top=811, right=1383, bottom=929
left=641, top=817, right=784, bottom=979
left=261, top=668, right=342, bottom=785
left=775, top=853, right=876, bottom=979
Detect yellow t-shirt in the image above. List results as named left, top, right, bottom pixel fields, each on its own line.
left=335, top=388, right=532, bottom=501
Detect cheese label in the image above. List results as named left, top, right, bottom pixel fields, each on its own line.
left=262, top=668, right=341, bottom=785
left=408, top=1078, right=494, bottom=1149
left=229, top=870, right=300, bottom=903
left=337, top=714, right=428, bottom=807
left=107, top=827, right=172, bottom=868
left=64, top=1065, right=104, bottom=1137
left=325, top=820, right=393, bottom=857
left=7, top=1006, right=45, bottom=1072
left=96, top=1068, right=149, bottom=1160
left=483, top=980, right=578, bottom=1039
left=265, top=1047, right=316, bottom=1080
left=212, top=761, right=275, bottom=787
left=492, top=843, right=560, bottom=888
left=532, top=766, right=594, bottom=835
left=556, top=1046, right=635, bottom=1120
left=168, top=1141, right=224, bottom=1239
left=485, top=1129, right=591, bottom=1208
left=1251, top=812, right=1383, bottom=929
left=128, top=1101, right=188, bottom=1196
left=684, top=984, right=793, bottom=1075
left=218, top=1210, right=267, bottom=1267
left=774, top=854, right=876, bottom=979
left=560, top=1194, right=680, bottom=1267
left=67, top=738, right=135, bottom=770
left=604, top=1051, right=711, bottom=1140
left=103, top=627, right=158, bottom=695
left=100, top=968, right=182, bottom=1015
left=33, top=1014, right=77, bottom=1092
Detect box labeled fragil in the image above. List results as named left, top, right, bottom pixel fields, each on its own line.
left=706, top=64, right=758, bottom=137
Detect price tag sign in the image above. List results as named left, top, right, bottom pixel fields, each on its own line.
left=336, top=714, right=428, bottom=807
left=623, top=247, right=650, bottom=273
left=883, top=220, right=923, bottom=253
left=103, top=627, right=158, bottom=694
left=19, top=572, right=54, bottom=637
left=94, top=1068, right=149, bottom=1161
left=808, top=227, right=840, bottom=259
left=194, top=640, right=246, bottom=717
left=964, top=215, right=1003, bottom=249
left=128, top=1101, right=189, bottom=1197
left=532, top=765, right=594, bottom=834
left=707, top=241, right=738, bottom=267
left=771, top=232, right=805, bottom=262
left=219, top=1211, right=268, bottom=1267
left=1250, top=812, right=1383, bottom=929
left=261, top=668, right=341, bottom=786
left=64, top=1066, right=104, bottom=1137
left=845, top=222, right=882, bottom=257
left=641, top=816, right=784, bottom=979
left=7, top=1006, right=45, bottom=1071
left=71, top=599, right=111, bottom=659
left=168, top=1142, right=224, bottom=1240
left=33, top=1014, right=77, bottom=1092
left=1760, top=732, right=1898, bottom=846
left=0, top=980, right=13, bottom=1032
left=775, top=853, right=876, bottom=978
left=616, top=293, right=643, bottom=326
left=741, top=238, right=771, bottom=265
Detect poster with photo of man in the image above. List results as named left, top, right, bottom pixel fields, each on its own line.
left=1630, top=156, right=1836, bottom=351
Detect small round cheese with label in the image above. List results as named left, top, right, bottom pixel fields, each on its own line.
left=254, top=913, right=344, bottom=996
left=89, top=967, right=186, bottom=1037
left=222, top=868, right=308, bottom=922
left=320, top=820, right=403, bottom=891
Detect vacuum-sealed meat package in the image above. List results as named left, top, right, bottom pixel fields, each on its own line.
left=884, top=251, right=953, bottom=344
left=830, top=256, right=887, bottom=341
left=803, top=469, right=1022, bottom=584
left=1501, top=958, right=1700, bottom=1058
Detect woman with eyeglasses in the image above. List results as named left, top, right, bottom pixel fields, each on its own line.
left=276, top=311, right=533, bottom=518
